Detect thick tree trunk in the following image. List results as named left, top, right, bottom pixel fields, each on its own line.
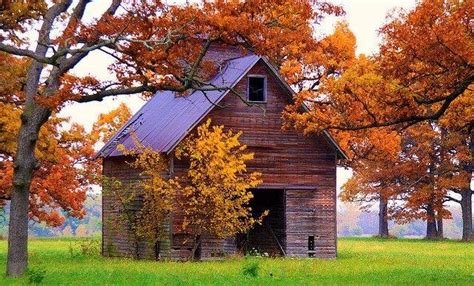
left=378, top=196, right=389, bottom=238
left=426, top=204, right=438, bottom=240
left=460, top=189, right=473, bottom=241
left=6, top=182, right=30, bottom=276
left=7, top=104, right=50, bottom=276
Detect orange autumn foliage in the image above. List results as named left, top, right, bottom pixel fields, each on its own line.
left=342, top=122, right=471, bottom=227
left=0, top=111, right=99, bottom=226
left=284, top=0, right=473, bottom=132
left=0, top=55, right=132, bottom=225
left=91, top=102, right=132, bottom=144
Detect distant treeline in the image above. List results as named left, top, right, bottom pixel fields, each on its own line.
left=0, top=197, right=464, bottom=239
left=338, top=203, right=465, bottom=239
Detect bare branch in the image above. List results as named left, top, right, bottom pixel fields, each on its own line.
left=0, top=43, right=54, bottom=64
left=444, top=195, right=461, bottom=204
left=74, top=84, right=154, bottom=103
left=106, top=0, right=122, bottom=15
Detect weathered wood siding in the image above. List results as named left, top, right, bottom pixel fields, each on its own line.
left=285, top=188, right=337, bottom=258
left=205, top=60, right=337, bottom=258
left=102, top=156, right=172, bottom=260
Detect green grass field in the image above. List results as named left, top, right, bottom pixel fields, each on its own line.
left=0, top=237, right=473, bottom=285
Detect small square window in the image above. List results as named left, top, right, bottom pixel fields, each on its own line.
left=248, top=76, right=266, bottom=102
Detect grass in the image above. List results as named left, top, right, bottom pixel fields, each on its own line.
left=0, top=237, right=473, bottom=285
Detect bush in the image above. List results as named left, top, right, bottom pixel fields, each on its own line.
left=27, top=267, right=46, bottom=285
left=242, top=260, right=259, bottom=277
left=69, top=238, right=100, bottom=258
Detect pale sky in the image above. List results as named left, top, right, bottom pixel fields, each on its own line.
left=57, top=0, right=417, bottom=193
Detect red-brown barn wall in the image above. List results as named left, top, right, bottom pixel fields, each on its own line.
left=102, top=156, right=172, bottom=259
left=203, top=60, right=337, bottom=258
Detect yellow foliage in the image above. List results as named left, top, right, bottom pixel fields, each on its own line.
left=122, top=119, right=263, bottom=258
left=176, top=119, right=263, bottom=241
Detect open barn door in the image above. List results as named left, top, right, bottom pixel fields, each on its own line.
left=240, top=189, right=286, bottom=256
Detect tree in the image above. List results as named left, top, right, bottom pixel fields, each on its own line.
left=0, top=53, right=99, bottom=227
left=91, top=103, right=132, bottom=144
left=343, top=122, right=471, bottom=240
left=123, top=119, right=263, bottom=260
left=117, top=136, right=178, bottom=260
left=0, top=53, right=134, bottom=269
left=0, top=0, right=344, bottom=275
left=284, top=0, right=473, bottom=241
left=340, top=129, right=402, bottom=238
left=285, top=0, right=472, bottom=131
left=175, top=119, right=263, bottom=259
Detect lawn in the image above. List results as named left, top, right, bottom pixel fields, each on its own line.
left=0, top=237, right=473, bottom=285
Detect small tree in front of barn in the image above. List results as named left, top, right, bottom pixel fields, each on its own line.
left=119, top=141, right=179, bottom=260
left=175, top=119, right=264, bottom=260
left=126, top=119, right=264, bottom=260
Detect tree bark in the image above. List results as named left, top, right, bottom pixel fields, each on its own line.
left=5, top=1, right=71, bottom=275
left=426, top=204, right=438, bottom=240
left=378, top=196, right=389, bottom=238
left=190, top=234, right=201, bottom=261
left=436, top=218, right=443, bottom=239
left=460, top=189, right=473, bottom=241
left=7, top=104, right=50, bottom=276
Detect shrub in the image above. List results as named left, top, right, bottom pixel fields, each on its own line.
left=69, top=238, right=100, bottom=258
left=242, top=260, right=259, bottom=277
left=27, top=267, right=46, bottom=285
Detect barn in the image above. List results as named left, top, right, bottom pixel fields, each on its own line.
left=98, top=44, right=346, bottom=260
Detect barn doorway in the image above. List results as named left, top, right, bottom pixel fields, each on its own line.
left=240, top=189, right=286, bottom=256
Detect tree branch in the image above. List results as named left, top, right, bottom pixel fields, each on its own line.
left=324, top=75, right=473, bottom=131
left=74, top=84, right=154, bottom=103
left=444, top=195, right=461, bottom=204
left=0, top=43, right=53, bottom=64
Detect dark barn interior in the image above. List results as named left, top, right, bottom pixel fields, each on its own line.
left=243, top=189, right=286, bottom=256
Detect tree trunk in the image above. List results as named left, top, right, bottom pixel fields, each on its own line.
left=460, top=189, right=473, bottom=241
left=7, top=105, right=50, bottom=276
left=436, top=218, right=443, bottom=239
left=426, top=204, right=438, bottom=240
left=378, top=196, right=389, bottom=238
left=190, top=234, right=201, bottom=261
left=154, top=241, right=161, bottom=261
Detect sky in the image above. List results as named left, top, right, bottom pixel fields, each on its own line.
left=57, top=0, right=417, bottom=193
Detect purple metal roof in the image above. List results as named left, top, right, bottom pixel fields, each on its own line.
left=98, top=55, right=260, bottom=158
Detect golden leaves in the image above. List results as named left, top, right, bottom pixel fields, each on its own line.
left=175, top=119, right=262, bottom=239
left=91, top=103, right=132, bottom=144
left=126, top=119, right=262, bottom=246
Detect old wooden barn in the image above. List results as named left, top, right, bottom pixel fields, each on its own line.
left=98, top=44, right=346, bottom=260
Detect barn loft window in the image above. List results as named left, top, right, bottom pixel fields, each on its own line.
left=248, top=76, right=266, bottom=102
